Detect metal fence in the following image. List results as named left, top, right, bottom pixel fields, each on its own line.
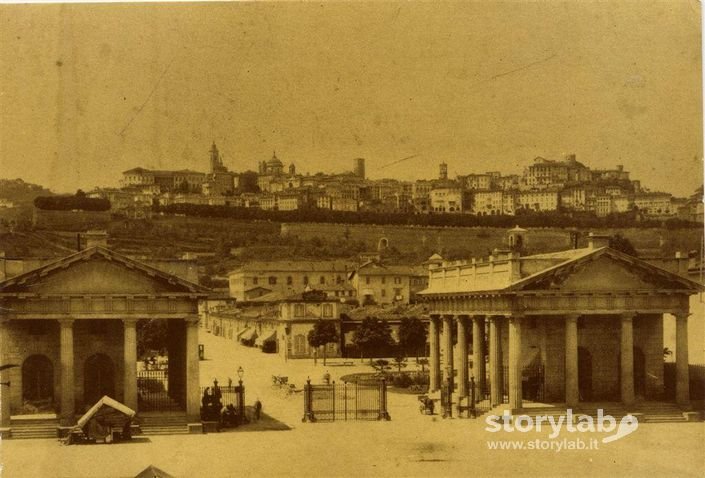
left=302, top=380, right=390, bottom=422
left=199, top=384, right=245, bottom=410
left=137, top=369, right=182, bottom=411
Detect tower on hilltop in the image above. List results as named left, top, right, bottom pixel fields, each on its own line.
left=210, top=142, right=227, bottom=174
left=354, top=158, right=366, bottom=179
left=439, top=162, right=448, bottom=180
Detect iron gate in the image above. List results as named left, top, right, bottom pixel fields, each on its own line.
left=137, top=369, right=182, bottom=411
left=302, top=380, right=390, bottom=422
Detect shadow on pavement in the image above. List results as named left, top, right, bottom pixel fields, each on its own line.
left=219, top=411, right=292, bottom=433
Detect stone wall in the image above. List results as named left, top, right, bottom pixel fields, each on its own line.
left=4, top=319, right=124, bottom=414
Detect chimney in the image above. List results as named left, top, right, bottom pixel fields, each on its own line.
left=84, top=230, right=108, bottom=249
left=588, top=233, right=610, bottom=250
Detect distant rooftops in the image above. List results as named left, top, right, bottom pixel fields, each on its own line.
left=230, top=260, right=355, bottom=275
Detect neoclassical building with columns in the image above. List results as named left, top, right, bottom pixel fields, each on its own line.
left=418, top=233, right=702, bottom=414
left=0, top=247, right=208, bottom=437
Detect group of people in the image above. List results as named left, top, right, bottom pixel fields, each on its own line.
left=201, top=384, right=224, bottom=422
left=200, top=381, right=263, bottom=428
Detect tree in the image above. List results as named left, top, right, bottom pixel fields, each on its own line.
left=137, top=320, right=168, bottom=358
left=307, top=320, right=339, bottom=366
left=371, top=359, right=392, bottom=376
left=609, top=233, right=638, bottom=257
left=392, top=356, right=408, bottom=372
left=398, top=317, right=427, bottom=360
left=352, top=317, right=394, bottom=361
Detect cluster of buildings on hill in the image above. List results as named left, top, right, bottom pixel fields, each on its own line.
left=85, top=145, right=702, bottom=222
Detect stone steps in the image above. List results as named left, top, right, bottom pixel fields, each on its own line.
left=10, top=419, right=59, bottom=439
left=137, top=414, right=189, bottom=436
left=482, top=403, right=697, bottom=424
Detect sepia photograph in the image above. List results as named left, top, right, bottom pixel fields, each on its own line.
left=0, top=1, right=703, bottom=477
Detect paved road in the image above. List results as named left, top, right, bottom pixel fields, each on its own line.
left=2, top=331, right=703, bottom=478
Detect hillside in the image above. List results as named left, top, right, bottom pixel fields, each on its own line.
left=0, top=178, right=54, bottom=205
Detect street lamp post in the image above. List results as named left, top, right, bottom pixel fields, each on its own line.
left=236, top=366, right=245, bottom=423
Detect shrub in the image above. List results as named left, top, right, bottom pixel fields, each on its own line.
left=392, top=373, right=413, bottom=389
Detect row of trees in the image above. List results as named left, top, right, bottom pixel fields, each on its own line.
left=34, top=190, right=111, bottom=211
left=156, top=203, right=700, bottom=229
left=307, top=316, right=427, bottom=365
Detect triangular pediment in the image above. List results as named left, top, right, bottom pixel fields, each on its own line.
left=514, top=249, right=701, bottom=293
left=0, top=247, right=207, bottom=295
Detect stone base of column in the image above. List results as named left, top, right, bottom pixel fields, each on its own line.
left=187, top=423, right=204, bottom=434
left=0, top=427, right=11, bottom=439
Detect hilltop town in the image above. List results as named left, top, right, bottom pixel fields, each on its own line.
left=82, top=145, right=701, bottom=222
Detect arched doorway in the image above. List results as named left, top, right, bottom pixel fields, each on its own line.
left=84, top=353, right=115, bottom=405
left=633, top=347, right=646, bottom=398
left=578, top=347, right=593, bottom=401
left=22, top=354, right=54, bottom=406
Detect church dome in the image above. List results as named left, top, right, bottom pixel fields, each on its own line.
left=267, top=152, right=283, bottom=168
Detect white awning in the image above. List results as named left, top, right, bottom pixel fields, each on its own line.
left=77, top=395, right=135, bottom=429
left=239, top=328, right=258, bottom=341
left=255, top=329, right=277, bottom=347
left=236, top=327, right=252, bottom=339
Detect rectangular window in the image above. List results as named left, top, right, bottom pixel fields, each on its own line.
left=381, top=277, right=386, bottom=285
left=287, top=276, right=293, bottom=285
left=365, top=276, right=370, bottom=285
left=252, top=277, right=258, bottom=285
left=294, top=304, right=305, bottom=317
left=381, top=289, right=386, bottom=297
left=269, top=276, right=277, bottom=285
left=322, top=304, right=333, bottom=317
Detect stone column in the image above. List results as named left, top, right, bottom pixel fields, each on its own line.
left=0, top=319, right=11, bottom=432
left=620, top=313, right=635, bottom=406
left=456, top=316, right=469, bottom=398
left=489, top=316, right=502, bottom=406
left=472, top=316, right=486, bottom=394
left=508, top=316, right=523, bottom=411
left=59, top=319, right=76, bottom=426
left=442, top=315, right=454, bottom=389
left=675, top=312, right=690, bottom=406
left=429, top=315, right=441, bottom=392
left=122, top=319, right=138, bottom=411
left=185, top=317, right=201, bottom=422
left=565, top=314, right=579, bottom=407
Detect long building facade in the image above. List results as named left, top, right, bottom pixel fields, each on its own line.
left=418, top=233, right=702, bottom=413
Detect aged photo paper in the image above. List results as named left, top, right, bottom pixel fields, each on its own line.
left=0, top=1, right=703, bottom=477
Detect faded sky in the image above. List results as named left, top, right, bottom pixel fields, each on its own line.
left=0, top=1, right=702, bottom=194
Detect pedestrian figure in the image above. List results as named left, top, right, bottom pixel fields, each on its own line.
left=323, top=371, right=331, bottom=385
left=212, top=379, right=223, bottom=409
left=254, top=398, right=262, bottom=421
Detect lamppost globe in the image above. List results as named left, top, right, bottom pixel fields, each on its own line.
left=237, top=366, right=244, bottom=383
